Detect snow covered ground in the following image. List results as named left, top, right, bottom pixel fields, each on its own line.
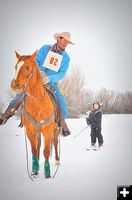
left=0, top=114, right=132, bottom=200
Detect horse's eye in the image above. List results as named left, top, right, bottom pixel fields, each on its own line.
left=26, top=65, right=30, bottom=70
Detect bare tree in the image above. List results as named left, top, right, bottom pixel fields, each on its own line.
left=59, top=66, right=85, bottom=117
left=5, top=68, right=132, bottom=118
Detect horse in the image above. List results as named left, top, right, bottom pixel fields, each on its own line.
left=11, top=51, right=60, bottom=178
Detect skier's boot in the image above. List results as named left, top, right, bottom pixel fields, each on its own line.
left=0, top=100, right=22, bottom=125
left=98, top=144, right=103, bottom=150
left=91, top=143, right=96, bottom=150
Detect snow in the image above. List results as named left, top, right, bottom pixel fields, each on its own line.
left=0, top=114, right=132, bottom=200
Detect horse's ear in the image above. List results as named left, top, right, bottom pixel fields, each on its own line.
left=15, top=51, right=21, bottom=60
left=31, top=50, right=38, bottom=60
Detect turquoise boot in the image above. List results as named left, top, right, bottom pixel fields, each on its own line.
left=32, top=156, right=39, bottom=175
left=44, top=160, right=51, bottom=178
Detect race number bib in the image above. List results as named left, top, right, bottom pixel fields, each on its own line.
left=44, top=51, right=63, bottom=72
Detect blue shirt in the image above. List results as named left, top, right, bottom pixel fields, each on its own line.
left=35, top=44, right=70, bottom=85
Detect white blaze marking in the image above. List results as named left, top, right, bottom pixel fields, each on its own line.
left=14, top=61, right=24, bottom=80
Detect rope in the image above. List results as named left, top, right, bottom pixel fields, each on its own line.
left=74, top=126, right=88, bottom=138
left=24, top=126, right=34, bottom=182
left=68, top=106, right=92, bottom=139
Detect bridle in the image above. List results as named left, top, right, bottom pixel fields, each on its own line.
left=16, top=60, right=46, bottom=99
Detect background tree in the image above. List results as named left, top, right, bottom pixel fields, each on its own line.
left=59, top=66, right=85, bottom=118
left=4, top=66, right=132, bottom=118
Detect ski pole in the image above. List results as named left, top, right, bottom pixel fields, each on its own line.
left=74, top=126, right=88, bottom=138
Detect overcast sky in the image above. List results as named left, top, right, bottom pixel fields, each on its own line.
left=0, top=0, right=132, bottom=101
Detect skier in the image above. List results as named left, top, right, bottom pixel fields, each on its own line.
left=86, top=101, right=103, bottom=149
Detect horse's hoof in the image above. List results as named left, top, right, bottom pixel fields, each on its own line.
left=45, top=176, right=52, bottom=179
left=31, top=171, right=39, bottom=178
left=55, top=160, right=60, bottom=165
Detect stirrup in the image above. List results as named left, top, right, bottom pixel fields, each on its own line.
left=62, top=129, right=71, bottom=137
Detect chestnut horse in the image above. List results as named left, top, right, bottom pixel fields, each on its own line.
left=11, top=51, right=59, bottom=178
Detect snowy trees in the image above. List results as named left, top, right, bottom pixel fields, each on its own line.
left=59, top=66, right=132, bottom=117
left=59, top=66, right=85, bottom=118
left=4, top=65, right=132, bottom=118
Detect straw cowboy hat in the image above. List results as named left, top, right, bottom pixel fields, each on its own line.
left=53, top=31, right=75, bottom=44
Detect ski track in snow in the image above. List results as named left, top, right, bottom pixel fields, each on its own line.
left=0, top=114, right=132, bottom=200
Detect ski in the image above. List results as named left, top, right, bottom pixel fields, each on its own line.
left=86, top=147, right=100, bottom=151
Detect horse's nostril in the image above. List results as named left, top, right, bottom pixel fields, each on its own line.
left=16, top=82, right=20, bottom=87
left=12, top=79, right=20, bottom=88
left=11, top=79, right=21, bottom=90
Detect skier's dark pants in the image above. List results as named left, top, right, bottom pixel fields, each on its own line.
left=91, top=128, right=103, bottom=145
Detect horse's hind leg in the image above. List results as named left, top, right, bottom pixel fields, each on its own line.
left=53, top=127, right=60, bottom=165
left=43, top=139, right=51, bottom=178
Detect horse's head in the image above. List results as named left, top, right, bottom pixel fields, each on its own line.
left=11, top=51, right=37, bottom=92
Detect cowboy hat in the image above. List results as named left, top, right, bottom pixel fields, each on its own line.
left=53, top=31, right=75, bottom=44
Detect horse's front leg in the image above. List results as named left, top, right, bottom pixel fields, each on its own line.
left=26, top=125, right=40, bottom=175
left=37, top=133, right=41, bottom=160
left=53, top=127, right=60, bottom=165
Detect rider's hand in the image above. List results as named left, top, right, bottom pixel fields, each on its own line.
left=41, top=73, right=49, bottom=84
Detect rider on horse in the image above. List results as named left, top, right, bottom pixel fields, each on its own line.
left=0, top=31, right=74, bottom=136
